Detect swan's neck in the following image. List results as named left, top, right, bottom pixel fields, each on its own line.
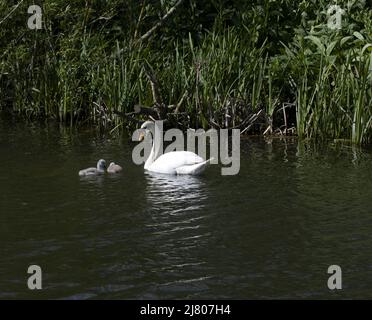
left=144, top=129, right=162, bottom=170
left=144, top=139, right=155, bottom=170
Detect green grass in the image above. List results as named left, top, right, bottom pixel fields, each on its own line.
left=0, top=1, right=371, bottom=143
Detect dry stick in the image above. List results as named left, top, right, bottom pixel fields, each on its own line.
left=283, top=103, right=288, bottom=132
left=134, top=0, right=185, bottom=122
left=134, top=104, right=160, bottom=119
left=241, top=109, right=263, bottom=135
left=113, top=104, right=159, bottom=119
left=209, top=118, right=221, bottom=129
left=143, top=62, right=163, bottom=105
left=232, top=102, right=236, bottom=128
left=113, top=110, right=143, bottom=124
left=175, top=90, right=188, bottom=114
left=263, top=124, right=271, bottom=136
left=280, top=102, right=295, bottom=134
left=225, top=105, right=230, bottom=128
left=137, top=0, right=184, bottom=43
left=168, top=90, right=189, bottom=114
left=0, top=0, right=24, bottom=26
left=227, top=108, right=262, bottom=130
left=195, top=62, right=201, bottom=129
left=143, top=61, right=166, bottom=119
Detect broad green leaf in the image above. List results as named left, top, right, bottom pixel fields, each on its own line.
left=340, top=36, right=353, bottom=46
left=305, top=35, right=325, bottom=54
left=326, top=40, right=338, bottom=56
left=353, top=31, right=364, bottom=40
left=361, top=43, right=372, bottom=55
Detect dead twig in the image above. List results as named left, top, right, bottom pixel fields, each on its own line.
left=240, top=109, right=264, bottom=134
left=168, top=90, right=189, bottom=114
left=134, top=104, right=160, bottom=119
left=0, top=0, right=24, bottom=26
left=136, top=0, right=184, bottom=43
left=143, top=61, right=163, bottom=106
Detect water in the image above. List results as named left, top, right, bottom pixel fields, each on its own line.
left=1, top=116, right=372, bottom=299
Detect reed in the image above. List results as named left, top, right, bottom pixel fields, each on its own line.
left=0, top=1, right=371, bottom=143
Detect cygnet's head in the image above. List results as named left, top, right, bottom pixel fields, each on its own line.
left=97, top=159, right=107, bottom=170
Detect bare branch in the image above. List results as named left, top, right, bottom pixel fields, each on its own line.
left=0, top=0, right=24, bottom=26
left=175, top=90, right=188, bottom=113
left=134, top=104, right=160, bottom=119
left=241, top=109, right=263, bottom=134
left=143, top=61, right=164, bottom=107
left=137, top=0, right=184, bottom=43
left=168, top=90, right=189, bottom=113
left=112, top=110, right=142, bottom=124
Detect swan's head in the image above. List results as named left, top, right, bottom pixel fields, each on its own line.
left=140, top=120, right=155, bottom=130
left=139, top=121, right=155, bottom=141
left=97, top=159, right=107, bottom=170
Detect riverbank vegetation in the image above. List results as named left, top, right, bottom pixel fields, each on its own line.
left=0, top=1, right=371, bottom=143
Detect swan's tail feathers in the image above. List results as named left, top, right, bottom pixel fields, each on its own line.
left=206, top=157, right=215, bottom=165
left=176, top=157, right=214, bottom=175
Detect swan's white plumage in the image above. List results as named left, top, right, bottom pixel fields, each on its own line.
left=175, top=159, right=212, bottom=175
left=147, top=151, right=204, bottom=174
left=140, top=121, right=213, bottom=175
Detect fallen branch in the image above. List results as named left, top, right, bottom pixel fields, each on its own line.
left=134, top=104, right=160, bottom=119
left=112, top=110, right=142, bottom=124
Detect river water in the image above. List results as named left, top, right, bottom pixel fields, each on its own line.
left=1, top=116, right=372, bottom=299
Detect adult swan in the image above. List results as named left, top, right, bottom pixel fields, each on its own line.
left=138, top=121, right=213, bottom=175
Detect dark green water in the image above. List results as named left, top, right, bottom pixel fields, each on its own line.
left=1, top=117, right=372, bottom=299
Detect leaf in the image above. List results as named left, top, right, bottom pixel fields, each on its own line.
left=326, top=40, right=338, bottom=56
left=305, top=35, right=325, bottom=55
left=280, top=41, right=295, bottom=59
left=361, top=43, right=372, bottom=55
left=353, top=31, right=364, bottom=41
left=340, top=36, right=353, bottom=46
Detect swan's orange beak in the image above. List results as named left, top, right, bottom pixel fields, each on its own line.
left=138, top=131, right=145, bottom=142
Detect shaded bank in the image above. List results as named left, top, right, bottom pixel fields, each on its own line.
left=0, top=1, right=371, bottom=142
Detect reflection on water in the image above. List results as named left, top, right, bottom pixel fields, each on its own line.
left=145, top=172, right=207, bottom=209
left=2, top=117, right=372, bottom=299
left=143, top=173, right=213, bottom=296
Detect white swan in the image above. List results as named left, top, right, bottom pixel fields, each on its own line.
left=139, top=121, right=213, bottom=175
left=79, top=159, right=106, bottom=176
